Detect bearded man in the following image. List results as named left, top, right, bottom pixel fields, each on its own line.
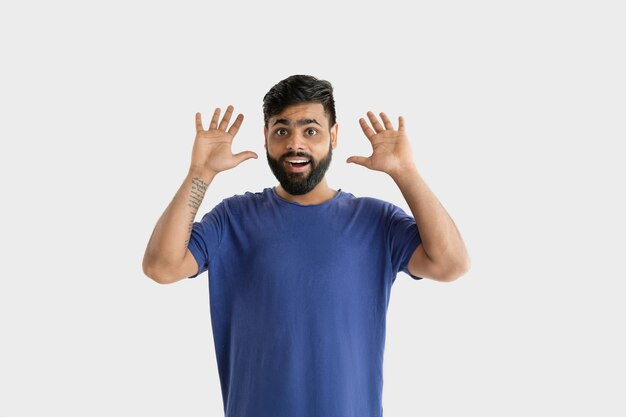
left=142, top=74, right=470, bottom=417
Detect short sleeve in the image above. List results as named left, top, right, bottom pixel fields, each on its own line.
left=186, top=201, right=227, bottom=278
left=385, top=204, right=423, bottom=280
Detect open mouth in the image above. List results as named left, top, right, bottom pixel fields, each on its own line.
left=288, top=161, right=310, bottom=167
left=284, top=158, right=311, bottom=171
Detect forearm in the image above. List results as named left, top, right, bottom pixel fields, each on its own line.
left=391, top=164, right=469, bottom=270
left=142, top=168, right=215, bottom=272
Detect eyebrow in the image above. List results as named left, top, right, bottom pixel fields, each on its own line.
left=271, top=118, right=322, bottom=128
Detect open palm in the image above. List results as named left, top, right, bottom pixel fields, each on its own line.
left=347, top=111, right=415, bottom=176
left=190, top=105, right=257, bottom=175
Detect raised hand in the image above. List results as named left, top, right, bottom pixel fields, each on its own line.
left=190, top=105, right=258, bottom=176
left=346, top=111, right=416, bottom=178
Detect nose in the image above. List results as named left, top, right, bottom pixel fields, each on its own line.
left=285, top=131, right=306, bottom=151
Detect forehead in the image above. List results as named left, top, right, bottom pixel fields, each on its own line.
left=269, top=103, right=328, bottom=127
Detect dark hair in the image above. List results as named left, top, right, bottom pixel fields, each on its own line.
left=263, top=74, right=336, bottom=129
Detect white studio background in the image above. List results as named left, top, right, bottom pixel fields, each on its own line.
left=1, top=0, right=624, bottom=416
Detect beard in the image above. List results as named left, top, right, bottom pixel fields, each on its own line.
left=266, top=142, right=333, bottom=196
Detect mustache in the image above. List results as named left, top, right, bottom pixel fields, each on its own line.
left=279, top=151, right=313, bottom=162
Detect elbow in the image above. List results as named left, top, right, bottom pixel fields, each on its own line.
left=440, top=257, right=471, bottom=283
left=454, top=259, right=472, bottom=281
left=142, top=258, right=176, bottom=285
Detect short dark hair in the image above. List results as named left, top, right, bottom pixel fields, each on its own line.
left=263, top=75, right=336, bottom=129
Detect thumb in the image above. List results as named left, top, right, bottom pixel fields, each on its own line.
left=346, top=155, right=369, bottom=168
left=233, top=151, right=258, bottom=165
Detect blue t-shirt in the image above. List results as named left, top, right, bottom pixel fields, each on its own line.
left=187, top=187, right=422, bottom=417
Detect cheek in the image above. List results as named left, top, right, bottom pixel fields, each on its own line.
left=266, top=144, right=283, bottom=161
left=267, top=144, right=280, bottom=156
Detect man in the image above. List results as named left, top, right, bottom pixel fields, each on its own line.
left=142, top=75, right=470, bottom=417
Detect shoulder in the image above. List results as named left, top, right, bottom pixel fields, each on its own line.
left=340, top=191, right=397, bottom=209
left=216, top=188, right=275, bottom=215
left=222, top=188, right=269, bottom=204
left=336, top=191, right=402, bottom=220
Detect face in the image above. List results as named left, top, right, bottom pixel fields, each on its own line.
left=264, top=103, right=338, bottom=195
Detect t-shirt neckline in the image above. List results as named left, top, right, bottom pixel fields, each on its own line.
left=269, top=186, right=343, bottom=207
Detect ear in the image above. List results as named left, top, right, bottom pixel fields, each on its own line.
left=263, top=126, right=267, bottom=149
left=330, top=122, right=339, bottom=149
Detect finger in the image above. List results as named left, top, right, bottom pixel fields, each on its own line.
left=398, top=116, right=406, bottom=131
left=367, top=111, right=385, bottom=133
left=233, top=150, right=258, bottom=165
left=359, top=118, right=376, bottom=139
left=195, top=112, right=204, bottom=132
left=218, top=105, right=234, bottom=131
left=380, top=112, right=394, bottom=130
left=210, top=107, right=221, bottom=130
left=227, top=113, right=244, bottom=137
left=346, top=155, right=370, bottom=168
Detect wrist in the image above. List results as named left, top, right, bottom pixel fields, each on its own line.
left=388, top=162, right=419, bottom=183
left=188, top=166, right=217, bottom=182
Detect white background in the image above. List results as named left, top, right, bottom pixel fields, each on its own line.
left=1, top=0, right=624, bottom=416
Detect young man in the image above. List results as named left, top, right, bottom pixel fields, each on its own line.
left=142, top=75, right=470, bottom=417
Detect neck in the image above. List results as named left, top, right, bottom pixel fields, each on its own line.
left=275, top=179, right=337, bottom=205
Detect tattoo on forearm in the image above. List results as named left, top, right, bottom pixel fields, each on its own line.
left=185, top=176, right=209, bottom=249
left=189, top=177, right=208, bottom=209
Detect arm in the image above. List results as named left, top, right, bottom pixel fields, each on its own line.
left=142, top=170, right=215, bottom=284
left=391, top=164, right=470, bottom=282
left=142, top=105, right=257, bottom=284
left=347, top=111, right=470, bottom=282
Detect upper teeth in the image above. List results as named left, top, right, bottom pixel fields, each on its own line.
left=288, top=159, right=309, bottom=163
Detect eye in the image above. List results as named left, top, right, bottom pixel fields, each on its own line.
left=305, top=128, right=318, bottom=136
left=275, top=128, right=288, bottom=136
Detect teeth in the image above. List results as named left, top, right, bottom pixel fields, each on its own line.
left=287, top=159, right=309, bottom=163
